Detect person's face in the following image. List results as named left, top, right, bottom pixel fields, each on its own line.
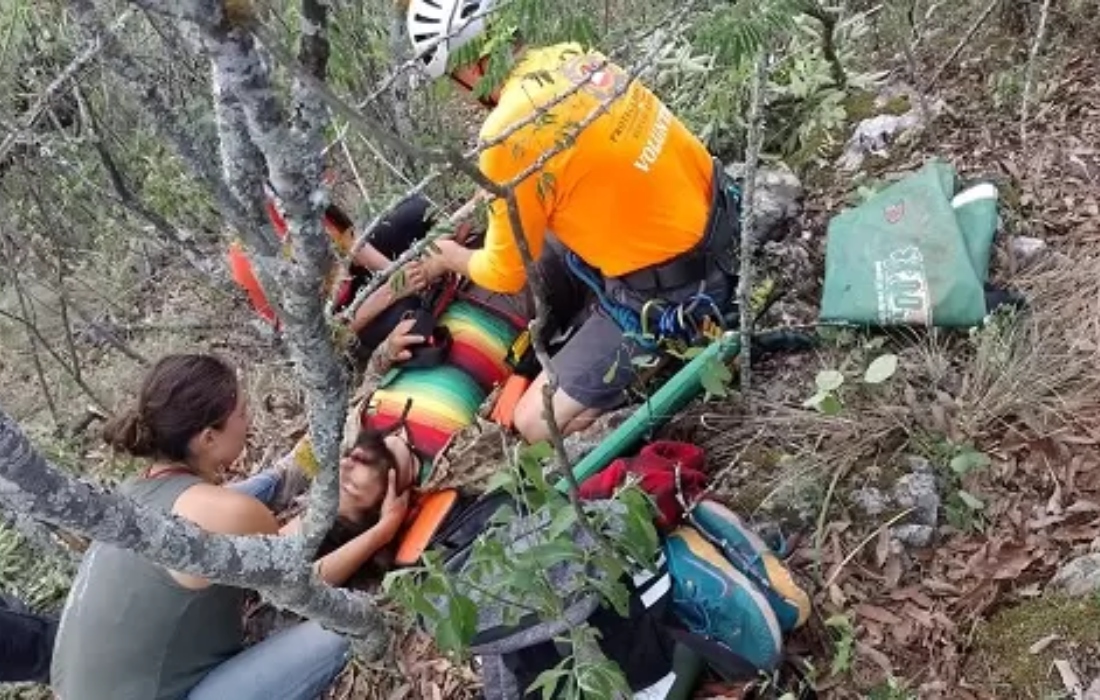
left=448, top=63, right=498, bottom=109
left=338, top=452, right=388, bottom=516
left=192, top=388, right=250, bottom=474
left=338, top=431, right=417, bottom=516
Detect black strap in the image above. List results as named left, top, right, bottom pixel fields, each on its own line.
left=401, top=324, right=453, bottom=369
left=664, top=626, right=760, bottom=682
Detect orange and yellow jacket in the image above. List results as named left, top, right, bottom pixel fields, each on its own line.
left=468, top=42, right=715, bottom=294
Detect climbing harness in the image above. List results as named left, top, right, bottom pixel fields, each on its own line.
left=564, top=250, right=727, bottom=352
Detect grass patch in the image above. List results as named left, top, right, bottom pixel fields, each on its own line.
left=968, top=595, right=1100, bottom=699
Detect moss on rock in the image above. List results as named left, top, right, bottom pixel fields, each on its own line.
left=968, top=595, right=1100, bottom=698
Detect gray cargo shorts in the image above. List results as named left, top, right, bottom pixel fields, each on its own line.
left=551, top=265, right=732, bottom=411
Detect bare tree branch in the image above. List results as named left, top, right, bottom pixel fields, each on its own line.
left=0, top=10, right=135, bottom=166
left=12, top=279, right=62, bottom=430
left=0, top=299, right=110, bottom=413
left=927, top=0, right=999, bottom=90
left=497, top=192, right=616, bottom=554
left=1020, top=0, right=1053, bottom=145
left=0, top=239, right=111, bottom=412
left=76, top=86, right=210, bottom=267
left=202, top=9, right=348, bottom=556
left=69, top=0, right=278, bottom=262
left=738, top=51, right=769, bottom=396
left=0, top=408, right=385, bottom=648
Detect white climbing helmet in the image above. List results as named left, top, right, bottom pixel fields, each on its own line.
left=406, top=0, right=500, bottom=80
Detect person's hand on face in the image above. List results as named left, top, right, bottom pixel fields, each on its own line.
left=380, top=469, right=409, bottom=527
left=381, top=318, right=426, bottom=364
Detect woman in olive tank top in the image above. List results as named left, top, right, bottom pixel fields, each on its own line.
left=50, top=355, right=354, bottom=700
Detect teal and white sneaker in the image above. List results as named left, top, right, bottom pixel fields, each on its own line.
left=689, top=499, right=811, bottom=633
left=664, top=525, right=783, bottom=672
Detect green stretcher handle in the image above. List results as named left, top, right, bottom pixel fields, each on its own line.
left=556, top=331, right=742, bottom=493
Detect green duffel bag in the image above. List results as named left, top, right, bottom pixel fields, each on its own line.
left=820, top=159, right=999, bottom=328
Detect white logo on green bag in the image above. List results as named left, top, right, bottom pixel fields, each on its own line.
left=875, top=245, right=931, bottom=325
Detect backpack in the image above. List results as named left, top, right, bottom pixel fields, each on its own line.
left=427, top=496, right=697, bottom=699
left=396, top=486, right=814, bottom=699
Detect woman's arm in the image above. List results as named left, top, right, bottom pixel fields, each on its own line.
left=311, top=471, right=410, bottom=587
left=312, top=516, right=403, bottom=587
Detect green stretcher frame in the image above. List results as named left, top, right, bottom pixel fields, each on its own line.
left=555, top=331, right=742, bottom=493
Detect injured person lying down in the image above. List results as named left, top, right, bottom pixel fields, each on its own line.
left=260, top=193, right=593, bottom=584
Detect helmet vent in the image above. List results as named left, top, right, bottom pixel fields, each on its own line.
left=459, top=1, right=480, bottom=19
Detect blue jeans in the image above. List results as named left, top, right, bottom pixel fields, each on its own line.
left=187, top=620, right=350, bottom=700
left=188, top=472, right=350, bottom=700
left=229, top=470, right=284, bottom=506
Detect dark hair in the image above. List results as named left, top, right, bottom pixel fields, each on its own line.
left=102, top=354, right=239, bottom=462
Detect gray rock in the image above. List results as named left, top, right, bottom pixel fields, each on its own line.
left=1085, top=676, right=1100, bottom=700
left=851, top=486, right=891, bottom=518
left=892, top=523, right=935, bottom=548
left=1010, top=235, right=1048, bottom=264
left=723, top=162, right=803, bottom=243
left=1048, top=554, right=1100, bottom=597
left=838, top=113, right=921, bottom=171
left=836, top=95, right=945, bottom=172
left=893, top=467, right=940, bottom=528
left=901, top=454, right=934, bottom=475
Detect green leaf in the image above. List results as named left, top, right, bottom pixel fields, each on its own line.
left=819, top=394, right=842, bottom=415
left=950, top=450, right=991, bottom=476
left=519, top=449, right=551, bottom=492
left=863, top=354, right=899, bottom=384
left=699, top=356, right=732, bottom=397
left=527, top=668, right=570, bottom=700
left=527, top=540, right=583, bottom=569
left=521, top=440, right=554, bottom=463
left=390, top=268, right=406, bottom=294
left=591, top=577, right=632, bottom=617
left=548, top=505, right=579, bottom=540
left=815, top=369, right=845, bottom=392
left=957, top=489, right=985, bottom=511
left=435, top=591, right=478, bottom=653
left=802, top=391, right=826, bottom=409
left=535, top=172, right=557, bottom=203
left=485, top=469, right=516, bottom=494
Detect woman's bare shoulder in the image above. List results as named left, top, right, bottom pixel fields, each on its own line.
left=174, top=482, right=279, bottom=537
